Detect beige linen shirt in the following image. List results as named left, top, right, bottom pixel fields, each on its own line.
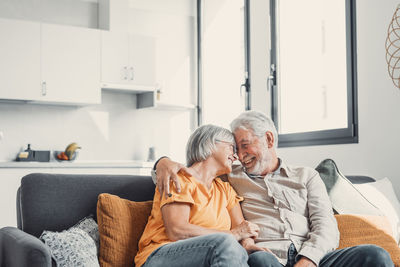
left=227, top=160, right=339, bottom=265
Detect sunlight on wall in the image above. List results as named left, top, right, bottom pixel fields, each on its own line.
left=162, top=56, right=192, bottom=104
left=201, top=0, right=245, bottom=129
left=88, top=110, right=110, bottom=141
left=168, top=112, right=192, bottom=163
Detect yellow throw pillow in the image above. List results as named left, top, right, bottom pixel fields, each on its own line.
left=97, top=193, right=153, bottom=267
left=335, top=214, right=400, bottom=266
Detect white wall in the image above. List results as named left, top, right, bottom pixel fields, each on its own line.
left=0, top=0, right=196, bottom=163
left=250, top=0, right=400, bottom=196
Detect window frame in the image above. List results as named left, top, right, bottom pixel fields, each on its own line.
left=269, top=0, right=359, bottom=147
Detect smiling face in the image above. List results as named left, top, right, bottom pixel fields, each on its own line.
left=212, top=140, right=238, bottom=175
left=233, top=127, right=277, bottom=175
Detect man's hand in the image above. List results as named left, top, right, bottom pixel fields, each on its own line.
left=240, top=238, right=272, bottom=255
left=294, top=256, right=316, bottom=267
left=156, top=158, right=195, bottom=198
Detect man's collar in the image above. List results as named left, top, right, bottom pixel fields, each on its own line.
left=246, top=158, right=288, bottom=179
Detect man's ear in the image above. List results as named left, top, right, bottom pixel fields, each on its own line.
left=265, top=131, right=274, bottom=148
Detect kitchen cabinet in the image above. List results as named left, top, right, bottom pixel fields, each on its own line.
left=98, top=0, right=130, bottom=32
left=101, top=31, right=156, bottom=90
left=0, top=19, right=101, bottom=105
left=0, top=18, right=41, bottom=101
left=40, top=23, right=101, bottom=104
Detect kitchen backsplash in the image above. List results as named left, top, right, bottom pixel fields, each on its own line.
left=0, top=92, right=194, bottom=163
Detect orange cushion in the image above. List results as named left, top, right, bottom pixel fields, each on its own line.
left=97, top=193, right=153, bottom=267
left=335, top=214, right=400, bottom=266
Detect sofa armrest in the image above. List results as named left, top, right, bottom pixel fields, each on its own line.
left=0, top=227, right=52, bottom=267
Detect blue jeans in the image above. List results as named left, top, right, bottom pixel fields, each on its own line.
left=248, top=243, right=394, bottom=267
left=142, top=233, right=249, bottom=267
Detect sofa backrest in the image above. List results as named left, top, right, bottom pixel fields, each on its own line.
left=17, top=173, right=155, bottom=238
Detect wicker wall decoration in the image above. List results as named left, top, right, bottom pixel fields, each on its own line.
left=386, top=5, right=400, bottom=89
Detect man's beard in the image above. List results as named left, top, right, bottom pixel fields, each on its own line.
left=244, top=158, right=264, bottom=175
left=243, top=151, right=270, bottom=175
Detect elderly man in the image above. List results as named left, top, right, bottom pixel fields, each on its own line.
left=154, top=111, right=393, bottom=267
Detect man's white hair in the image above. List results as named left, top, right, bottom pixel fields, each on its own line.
left=230, top=111, right=278, bottom=148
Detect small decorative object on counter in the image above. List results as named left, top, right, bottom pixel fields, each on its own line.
left=16, top=144, right=50, bottom=162
left=16, top=144, right=34, bottom=161
left=55, top=142, right=81, bottom=161
left=147, top=147, right=156, bottom=162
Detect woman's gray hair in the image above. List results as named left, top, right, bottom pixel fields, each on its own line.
left=186, top=124, right=234, bottom=167
left=230, top=111, right=278, bottom=148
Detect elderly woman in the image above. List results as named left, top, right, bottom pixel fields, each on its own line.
left=135, top=124, right=260, bottom=267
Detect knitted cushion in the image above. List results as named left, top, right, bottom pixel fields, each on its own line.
left=97, top=193, right=152, bottom=267
left=335, top=214, right=400, bottom=266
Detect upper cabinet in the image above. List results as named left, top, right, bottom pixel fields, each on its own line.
left=0, top=0, right=162, bottom=107
left=40, top=23, right=101, bottom=104
left=0, top=18, right=41, bottom=101
left=101, top=31, right=156, bottom=90
left=0, top=18, right=101, bottom=105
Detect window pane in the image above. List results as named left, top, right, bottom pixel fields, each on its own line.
left=277, top=0, right=348, bottom=134
left=201, top=0, right=246, bottom=128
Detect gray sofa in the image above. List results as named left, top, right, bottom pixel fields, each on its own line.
left=0, top=173, right=155, bottom=267
left=0, top=164, right=375, bottom=267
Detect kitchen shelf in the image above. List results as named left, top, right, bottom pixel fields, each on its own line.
left=101, top=85, right=156, bottom=109
left=101, top=83, right=155, bottom=93
left=154, top=102, right=197, bottom=111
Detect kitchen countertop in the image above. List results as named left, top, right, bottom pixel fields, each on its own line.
left=0, top=160, right=155, bottom=168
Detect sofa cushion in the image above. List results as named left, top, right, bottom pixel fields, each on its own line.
left=335, top=214, right=400, bottom=266
left=97, top=193, right=153, bottom=267
left=354, top=178, right=400, bottom=243
left=72, top=215, right=100, bottom=251
left=40, top=224, right=99, bottom=267
left=316, top=159, right=382, bottom=215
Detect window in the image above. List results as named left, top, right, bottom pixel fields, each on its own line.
left=269, top=0, right=358, bottom=147
left=198, top=0, right=250, bottom=129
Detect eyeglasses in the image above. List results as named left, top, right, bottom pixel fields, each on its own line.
left=216, top=140, right=237, bottom=154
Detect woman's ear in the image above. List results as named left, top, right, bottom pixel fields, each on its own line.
left=265, top=131, right=275, bottom=148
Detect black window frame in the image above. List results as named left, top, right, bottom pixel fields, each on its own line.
left=269, top=0, right=359, bottom=147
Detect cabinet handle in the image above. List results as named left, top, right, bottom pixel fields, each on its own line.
left=123, top=66, right=128, bottom=80
left=130, top=67, right=134, bottom=80
left=41, top=81, right=47, bottom=96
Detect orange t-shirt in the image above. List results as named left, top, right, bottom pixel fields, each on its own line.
left=134, top=172, right=243, bottom=267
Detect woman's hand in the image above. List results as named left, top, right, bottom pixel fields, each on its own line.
left=231, top=220, right=260, bottom=241
left=156, top=158, right=195, bottom=198
left=240, top=238, right=273, bottom=254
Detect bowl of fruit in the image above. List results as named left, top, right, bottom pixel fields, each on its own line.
left=54, top=143, right=81, bottom=162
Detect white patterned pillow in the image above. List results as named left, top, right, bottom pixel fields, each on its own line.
left=40, top=227, right=99, bottom=267
left=72, top=216, right=99, bottom=251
